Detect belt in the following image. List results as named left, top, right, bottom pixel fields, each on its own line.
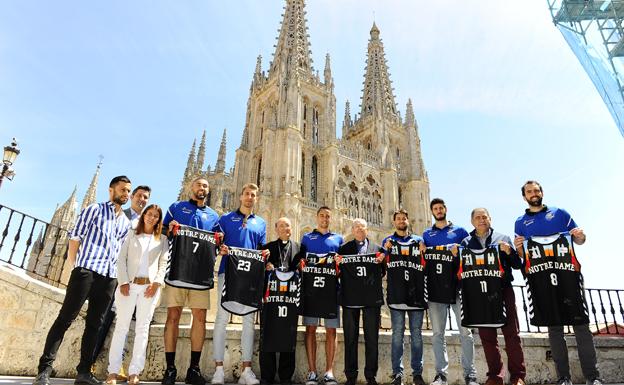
left=133, top=277, right=151, bottom=285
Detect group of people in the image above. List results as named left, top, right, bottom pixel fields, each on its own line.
left=30, top=176, right=602, bottom=385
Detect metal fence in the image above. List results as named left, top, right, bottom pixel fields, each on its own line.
left=1, top=203, right=622, bottom=335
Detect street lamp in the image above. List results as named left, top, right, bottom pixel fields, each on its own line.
left=0, top=138, right=20, bottom=189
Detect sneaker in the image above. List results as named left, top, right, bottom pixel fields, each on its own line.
left=557, top=378, right=573, bottom=385
left=323, top=373, right=338, bottom=385
left=413, top=375, right=425, bottom=385
left=391, top=374, right=403, bottom=385
left=465, top=377, right=479, bottom=385
left=306, top=372, right=319, bottom=385
left=211, top=367, right=225, bottom=385
left=33, top=371, right=51, bottom=385
left=430, top=375, right=448, bottom=385
left=75, top=373, right=103, bottom=385
left=239, top=369, right=260, bottom=385
left=162, top=367, right=177, bottom=385
left=185, top=367, right=207, bottom=385
left=366, top=378, right=378, bottom=385
left=586, top=379, right=603, bottom=385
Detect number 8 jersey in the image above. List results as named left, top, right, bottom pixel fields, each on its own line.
left=523, top=233, right=589, bottom=326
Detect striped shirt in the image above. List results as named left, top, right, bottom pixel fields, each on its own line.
left=70, top=201, right=131, bottom=277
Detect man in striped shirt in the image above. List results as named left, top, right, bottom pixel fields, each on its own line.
left=33, top=176, right=132, bottom=385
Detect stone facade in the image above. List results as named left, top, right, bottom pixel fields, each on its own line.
left=177, top=0, right=431, bottom=242
left=2, top=263, right=623, bottom=384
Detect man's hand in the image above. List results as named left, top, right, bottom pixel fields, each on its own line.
left=514, top=236, right=525, bottom=257
left=384, top=240, right=393, bottom=250
left=375, top=251, right=385, bottom=264
left=570, top=227, right=586, bottom=245
left=450, top=244, right=459, bottom=257
left=119, top=283, right=130, bottom=296
left=168, top=220, right=180, bottom=235
left=144, top=283, right=160, bottom=298
left=498, top=241, right=512, bottom=255
left=419, top=242, right=426, bottom=253
left=335, top=255, right=343, bottom=264
left=266, top=262, right=275, bottom=271
left=219, top=244, right=229, bottom=256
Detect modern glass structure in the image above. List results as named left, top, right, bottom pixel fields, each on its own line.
left=548, top=0, right=624, bottom=137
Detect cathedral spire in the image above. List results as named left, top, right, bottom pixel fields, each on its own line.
left=342, top=100, right=353, bottom=135
left=269, top=0, right=314, bottom=78
left=324, top=53, right=332, bottom=86
left=359, top=22, right=398, bottom=120
left=404, top=98, right=415, bottom=128
left=195, top=130, right=206, bottom=174
left=81, top=158, right=101, bottom=210
left=216, top=129, right=227, bottom=173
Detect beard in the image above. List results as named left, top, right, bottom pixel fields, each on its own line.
left=113, top=195, right=128, bottom=205
left=528, top=196, right=543, bottom=207
left=193, top=190, right=206, bottom=200
left=396, top=223, right=408, bottom=231
left=434, top=213, right=446, bottom=221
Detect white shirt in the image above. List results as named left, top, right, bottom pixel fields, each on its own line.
left=136, top=233, right=152, bottom=278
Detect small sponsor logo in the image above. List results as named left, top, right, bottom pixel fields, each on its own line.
left=545, top=211, right=555, bottom=221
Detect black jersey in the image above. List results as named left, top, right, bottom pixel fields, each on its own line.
left=523, top=233, right=588, bottom=326
left=340, top=253, right=384, bottom=308
left=301, top=252, right=339, bottom=318
left=260, top=270, right=301, bottom=352
left=386, top=239, right=427, bottom=310
left=221, top=246, right=267, bottom=315
left=457, top=245, right=506, bottom=327
left=165, top=225, right=219, bottom=290
left=423, top=246, right=459, bottom=304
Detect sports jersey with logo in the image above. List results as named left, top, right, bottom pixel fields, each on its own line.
left=261, top=270, right=301, bottom=352
left=221, top=246, right=267, bottom=315
left=423, top=246, right=459, bottom=304
left=386, top=239, right=427, bottom=310
left=457, top=245, right=506, bottom=327
left=165, top=225, right=219, bottom=290
left=217, top=210, right=267, bottom=274
left=339, top=253, right=384, bottom=308
left=523, top=233, right=588, bottom=326
left=163, top=200, right=219, bottom=231
left=301, top=252, right=339, bottom=318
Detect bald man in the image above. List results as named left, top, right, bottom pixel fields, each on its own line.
left=259, top=217, right=304, bottom=385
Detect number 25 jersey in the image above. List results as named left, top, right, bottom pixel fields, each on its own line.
left=523, top=233, right=588, bottom=326
left=301, top=252, right=339, bottom=318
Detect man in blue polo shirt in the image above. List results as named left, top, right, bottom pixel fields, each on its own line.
left=382, top=209, right=426, bottom=385
left=422, top=198, right=477, bottom=385
left=161, top=177, right=220, bottom=385
left=301, top=206, right=344, bottom=385
left=513, top=180, right=601, bottom=385
left=211, top=183, right=266, bottom=385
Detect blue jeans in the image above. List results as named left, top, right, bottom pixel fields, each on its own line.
left=390, top=309, right=424, bottom=376
left=428, top=300, right=476, bottom=378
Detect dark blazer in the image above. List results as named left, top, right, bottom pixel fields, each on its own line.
left=123, top=208, right=134, bottom=221
left=261, top=239, right=303, bottom=272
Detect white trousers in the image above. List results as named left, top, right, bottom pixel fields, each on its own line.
left=107, top=283, right=160, bottom=375
left=213, top=273, right=255, bottom=362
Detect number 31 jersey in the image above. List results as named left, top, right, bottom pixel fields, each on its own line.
left=221, top=247, right=267, bottom=315
left=339, top=253, right=384, bottom=308
left=261, top=270, right=301, bottom=352
left=523, top=233, right=588, bottom=326
left=166, top=225, right=219, bottom=290
left=301, top=252, right=339, bottom=318
left=457, top=245, right=506, bottom=327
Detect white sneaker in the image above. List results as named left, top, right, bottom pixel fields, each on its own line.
left=431, top=374, right=448, bottom=385
left=586, top=379, right=602, bottom=385
left=211, top=367, right=224, bottom=385
left=306, top=372, right=319, bottom=385
left=557, top=378, right=573, bottom=385
left=238, top=369, right=259, bottom=385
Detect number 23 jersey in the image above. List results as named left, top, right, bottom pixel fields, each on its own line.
left=221, top=246, right=267, bottom=315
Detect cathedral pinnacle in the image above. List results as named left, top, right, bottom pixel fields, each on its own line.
left=342, top=100, right=353, bottom=134
left=195, top=130, right=206, bottom=174
left=81, top=158, right=101, bottom=210
left=216, top=128, right=227, bottom=173
left=270, top=0, right=314, bottom=78
left=359, top=22, right=398, bottom=121
left=405, top=98, right=415, bottom=128
left=324, top=53, right=332, bottom=86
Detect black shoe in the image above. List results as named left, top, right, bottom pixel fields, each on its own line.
left=75, top=372, right=103, bottom=385
left=366, top=378, right=378, bottom=385
left=344, top=378, right=356, bottom=385
left=391, top=374, right=403, bottom=385
left=260, top=380, right=272, bottom=385
left=162, top=367, right=177, bottom=385
left=413, top=376, right=425, bottom=385
left=185, top=367, right=207, bottom=385
left=33, top=370, right=51, bottom=385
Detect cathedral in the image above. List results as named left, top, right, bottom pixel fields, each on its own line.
left=179, top=0, right=431, bottom=242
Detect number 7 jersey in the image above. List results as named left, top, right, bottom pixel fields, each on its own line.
left=523, top=233, right=589, bottom=326
left=166, top=225, right=220, bottom=290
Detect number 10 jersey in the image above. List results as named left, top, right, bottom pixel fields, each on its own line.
left=261, top=270, right=301, bottom=352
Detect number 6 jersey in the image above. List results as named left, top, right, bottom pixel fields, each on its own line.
left=386, top=239, right=427, bottom=310
left=523, top=233, right=589, bottom=326
left=261, top=270, right=301, bottom=352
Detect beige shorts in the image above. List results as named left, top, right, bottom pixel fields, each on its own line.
left=163, top=284, right=211, bottom=309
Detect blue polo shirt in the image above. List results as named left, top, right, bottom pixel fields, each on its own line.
left=163, top=200, right=219, bottom=230
left=217, top=209, right=267, bottom=274
left=301, top=229, right=344, bottom=254
left=381, top=232, right=423, bottom=253
left=422, top=222, right=469, bottom=247
left=514, top=205, right=577, bottom=238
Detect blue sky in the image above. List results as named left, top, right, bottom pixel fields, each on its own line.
left=0, top=1, right=622, bottom=289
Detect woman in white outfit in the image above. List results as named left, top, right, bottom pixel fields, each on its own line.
left=106, top=204, right=168, bottom=385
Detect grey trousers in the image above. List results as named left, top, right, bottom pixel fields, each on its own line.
left=547, top=324, right=600, bottom=380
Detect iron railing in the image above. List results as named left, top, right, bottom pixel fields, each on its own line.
left=0, top=203, right=622, bottom=334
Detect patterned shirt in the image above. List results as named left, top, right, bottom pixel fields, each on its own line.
left=70, top=201, right=131, bottom=277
